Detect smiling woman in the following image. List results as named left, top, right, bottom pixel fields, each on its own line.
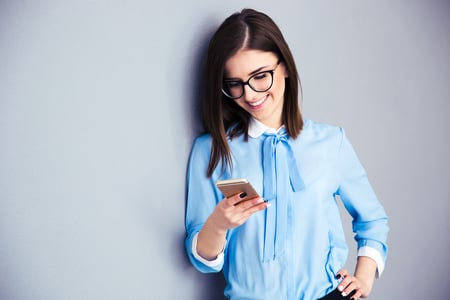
left=223, top=51, right=285, bottom=129
left=184, top=8, right=389, bottom=300
left=221, top=58, right=280, bottom=100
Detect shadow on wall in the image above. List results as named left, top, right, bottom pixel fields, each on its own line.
left=177, top=231, right=227, bottom=300
left=181, top=18, right=228, bottom=300
left=184, top=18, right=220, bottom=139
left=197, top=272, right=227, bottom=300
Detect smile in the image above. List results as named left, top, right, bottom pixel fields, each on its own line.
left=247, top=95, right=268, bottom=108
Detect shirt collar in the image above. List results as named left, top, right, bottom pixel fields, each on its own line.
left=248, top=117, right=285, bottom=138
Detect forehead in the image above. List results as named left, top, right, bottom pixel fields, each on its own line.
left=224, top=49, right=278, bottom=77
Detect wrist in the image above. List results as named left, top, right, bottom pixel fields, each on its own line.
left=207, top=214, right=228, bottom=235
left=197, top=216, right=227, bottom=261
left=354, top=256, right=377, bottom=295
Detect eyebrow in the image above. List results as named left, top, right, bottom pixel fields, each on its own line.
left=224, top=65, right=271, bottom=81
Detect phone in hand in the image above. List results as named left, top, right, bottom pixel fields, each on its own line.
left=215, top=178, right=259, bottom=201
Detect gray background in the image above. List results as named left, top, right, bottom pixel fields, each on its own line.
left=1, top=0, right=449, bottom=299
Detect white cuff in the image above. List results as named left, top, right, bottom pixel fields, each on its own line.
left=191, top=232, right=225, bottom=268
left=357, top=246, right=385, bottom=278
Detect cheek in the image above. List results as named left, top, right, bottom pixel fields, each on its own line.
left=273, top=78, right=286, bottom=99
left=235, top=99, right=248, bottom=111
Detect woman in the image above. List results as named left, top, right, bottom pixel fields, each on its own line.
left=185, top=8, right=388, bottom=300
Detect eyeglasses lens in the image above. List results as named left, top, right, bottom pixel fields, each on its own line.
left=223, top=71, right=274, bottom=99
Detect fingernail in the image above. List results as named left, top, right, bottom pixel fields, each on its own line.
left=335, top=274, right=341, bottom=279
left=239, top=192, right=247, bottom=198
left=341, top=292, right=347, bottom=297
left=338, top=285, right=344, bottom=292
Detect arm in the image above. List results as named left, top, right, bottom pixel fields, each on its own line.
left=335, top=128, right=389, bottom=299
left=354, top=256, right=377, bottom=296
left=185, top=135, right=269, bottom=271
left=197, top=193, right=267, bottom=260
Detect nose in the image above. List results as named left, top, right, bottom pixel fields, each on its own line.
left=243, top=84, right=258, bottom=101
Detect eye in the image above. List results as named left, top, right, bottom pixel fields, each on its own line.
left=224, top=81, right=242, bottom=89
left=252, top=71, right=269, bottom=81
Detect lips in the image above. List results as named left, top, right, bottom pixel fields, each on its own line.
left=247, top=95, right=268, bottom=108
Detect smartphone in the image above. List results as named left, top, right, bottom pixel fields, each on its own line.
left=215, top=178, right=259, bottom=200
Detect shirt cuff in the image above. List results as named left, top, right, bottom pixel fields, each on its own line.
left=191, top=232, right=225, bottom=268
left=357, top=246, right=385, bottom=278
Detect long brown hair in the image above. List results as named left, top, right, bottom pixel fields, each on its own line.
left=202, top=8, right=303, bottom=177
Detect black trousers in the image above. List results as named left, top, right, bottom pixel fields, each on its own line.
left=318, top=288, right=355, bottom=300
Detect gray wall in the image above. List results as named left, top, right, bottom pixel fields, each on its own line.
left=1, top=1, right=449, bottom=299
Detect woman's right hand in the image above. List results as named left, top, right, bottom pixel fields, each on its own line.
left=210, top=193, right=269, bottom=232
left=197, top=193, right=269, bottom=260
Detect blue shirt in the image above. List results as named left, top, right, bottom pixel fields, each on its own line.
left=185, top=119, right=388, bottom=300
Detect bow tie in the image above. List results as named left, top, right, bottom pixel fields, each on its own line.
left=262, top=129, right=304, bottom=262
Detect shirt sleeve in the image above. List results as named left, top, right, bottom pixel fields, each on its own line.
left=184, top=136, right=225, bottom=273
left=336, top=128, right=389, bottom=277
left=191, top=232, right=225, bottom=268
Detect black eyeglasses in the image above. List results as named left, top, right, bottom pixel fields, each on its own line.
left=221, top=61, right=281, bottom=99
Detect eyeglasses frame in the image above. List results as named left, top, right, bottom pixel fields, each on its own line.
left=221, top=60, right=281, bottom=100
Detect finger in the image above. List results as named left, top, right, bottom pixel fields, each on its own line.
left=235, top=196, right=264, bottom=210
left=236, top=201, right=269, bottom=224
left=348, top=289, right=356, bottom=298
left=340, top=278, right=359, bottom=298
left=244, top=200, right=269, bottom=215
left=335, top=269, right=349, bottom=280
left=337, top=275, right=353, bottom=294
left=225, top=192, right=249, bottom=206
left=349, top=289, right=361, bottom=300
left=232, top=192, right=251, bottom=205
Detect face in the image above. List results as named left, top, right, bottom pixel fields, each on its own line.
left=224, top=49, right=287, bottom=129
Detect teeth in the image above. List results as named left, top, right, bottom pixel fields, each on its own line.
left=249, top=96, right=266, bottom=107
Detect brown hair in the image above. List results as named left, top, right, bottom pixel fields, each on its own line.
left=202, top=8, right=303, bottom=177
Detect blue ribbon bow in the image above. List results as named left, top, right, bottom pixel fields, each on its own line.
left=262, top=128, right=304, bottom=262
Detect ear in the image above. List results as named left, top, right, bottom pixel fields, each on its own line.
left=280, top=62, right=289, bottom=78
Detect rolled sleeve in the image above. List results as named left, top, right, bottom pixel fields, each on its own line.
left=185, top=136, right=225, bottom=273
left=185, top=229, right=224, bottom=273
left=191, top=233, right=225, bottom=268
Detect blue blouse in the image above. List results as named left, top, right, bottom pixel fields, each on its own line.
left=185, top=119, right=388, bottom=300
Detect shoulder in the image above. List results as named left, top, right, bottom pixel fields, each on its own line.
left=193, top=133, right=212, bottom=146
left=189, top=133, right=213, bottom=160
left=300, top=119, right=344, bottom=146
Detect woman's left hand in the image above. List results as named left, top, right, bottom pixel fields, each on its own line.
left=336, top=256, right=377, bottom=299
left=335, top=269, right=371, bottom=299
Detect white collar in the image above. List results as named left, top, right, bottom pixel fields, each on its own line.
left=248, top=118, right=285, bottom=138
